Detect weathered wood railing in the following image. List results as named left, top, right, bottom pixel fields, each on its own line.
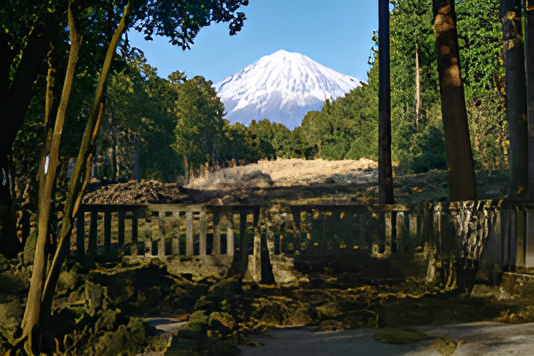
left=74, top=200, right=534, bottom=282
left=73, top=203, right=432, bottom=260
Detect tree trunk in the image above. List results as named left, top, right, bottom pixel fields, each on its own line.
left=500, top=0, right=528, bottom=201
left=378, top=0, right=394, bottom=206
left=525, top=0, right=534, bottom=200
left=432, top=0, right=477, bottom=202
left=20, top=5, right=82, bottom=353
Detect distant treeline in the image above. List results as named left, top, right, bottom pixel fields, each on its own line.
left=12, top=0, right=504, bottom=185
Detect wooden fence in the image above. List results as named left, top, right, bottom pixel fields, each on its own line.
left=73, top=203, right=434, bottom=260
left=73, top=201, right=510, bottom=263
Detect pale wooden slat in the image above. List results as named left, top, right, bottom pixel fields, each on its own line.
left=213, top=211, right=221, bottom=255
left=199, top=210, right=207, bottom=256
left=227, top=212, right=234, bottom=257
left=158, top=213, right=166, bottom=257
left=172, top=211, right=180, bottom=255
left=186, top=210, right=194, bottom=256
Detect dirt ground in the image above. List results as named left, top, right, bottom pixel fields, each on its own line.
left=83, top=158, right=510, bottom=206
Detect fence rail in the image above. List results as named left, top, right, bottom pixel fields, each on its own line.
left=71, top=200, right=534, bottom=282
left=73, top=203, right=432, bottom=260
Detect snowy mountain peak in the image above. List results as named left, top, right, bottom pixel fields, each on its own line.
left=215, top=50, right=360, bottom=129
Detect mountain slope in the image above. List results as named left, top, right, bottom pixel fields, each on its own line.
left=215, top=50, right=360, bottom=129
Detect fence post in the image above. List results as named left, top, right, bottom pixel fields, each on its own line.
left=199, top=209, right=207, bottom=256
left=172, top=211, right=180, bottom=255
left=213, top=210, right=221, bottom=255
left=158, top=211, right=166, bottom=257
left=132, top=210, right=139, bottom=257
left=186, top=210, right=194, bottom=256
left=227, top=211, right=234, bottom=257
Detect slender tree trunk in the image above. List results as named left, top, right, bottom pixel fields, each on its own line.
left=378, top=0, right=394, bottom=206
left=37, top=3, right=133, bottom=353
left=432, top=0, right=477, bottom=201
left=415, top=42, right=422, bottom=130
left=20, top=5, right=82, bottom=353
left=525, top=0, right=534, bottom=200
left=499, top=0, right=528, bottom=201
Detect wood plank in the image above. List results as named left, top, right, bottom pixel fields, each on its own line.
left=172, top=212, right=180, bottom=255
left=199, top=210, right=207, bottom=256
left=227, top=212, right=234, bottom=257
left=186, top=210, right=193, bottom=256
left=213, top=211, right=221, bottom=255
left=158, top=213, right=166, bottom=257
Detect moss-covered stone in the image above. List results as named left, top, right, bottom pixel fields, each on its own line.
left=428, top=335, right=463, bottom=356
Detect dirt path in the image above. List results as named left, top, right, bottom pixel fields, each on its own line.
left=239, top=322, right=534, bottom=356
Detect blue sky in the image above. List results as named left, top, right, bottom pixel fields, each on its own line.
left=128, top=0, right=379, bottom=84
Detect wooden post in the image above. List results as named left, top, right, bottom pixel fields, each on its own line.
left=172, top=211, right=180, bottom=255
left=409, top=212, right=418, bottom=252
left=396, top=211, right=405, bottom=254
left=186, top=210, right=193, bottom=256
left=144, top=213, right=152, bottom=257
left=199, top=209, right=207, bottom=256
left=213, top=210, right=221, bottom=255
left=158, top=211, right=166, bottom=257
left=76, top=210, right=85, bottom=258
left=227, top=212, right=234, bottom=257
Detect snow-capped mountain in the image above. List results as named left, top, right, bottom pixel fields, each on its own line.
left=215, top=50, right=360, bottom=129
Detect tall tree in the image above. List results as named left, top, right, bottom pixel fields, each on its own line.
left=432, top=0, right=477, bottom=201
left=378, top=0, right=394, bottom=205
left=5, top=1, right=249, bottom=354
left=500, top=0, right=528, bottom=201
left=525, top=0, right=534, bottom=200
